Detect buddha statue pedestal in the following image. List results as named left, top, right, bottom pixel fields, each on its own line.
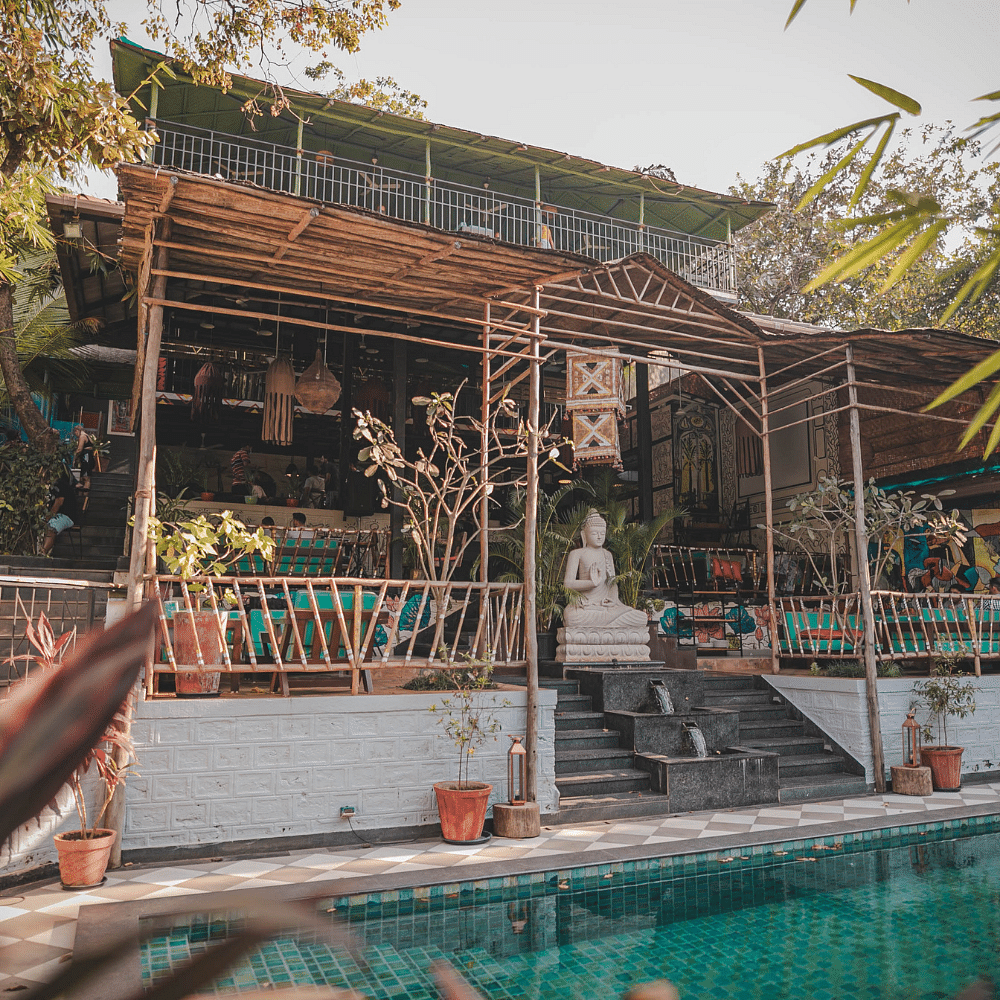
left=556, top=624, right=651, bottom=663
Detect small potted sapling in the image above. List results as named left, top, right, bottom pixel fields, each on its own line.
left=5, top=613, right=138, bottom=887
left=913, top=653, right=977, bottom=791
left=147, top=510, right=274, bottom=696
left=429, top=654, right=510, bottom=843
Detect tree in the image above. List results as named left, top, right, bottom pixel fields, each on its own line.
left=0, top=0, right=407, bottom=448
left=732, top=128, right=1000, bottom=336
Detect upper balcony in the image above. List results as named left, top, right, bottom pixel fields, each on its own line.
left=147, top=121, right=739, bottom=299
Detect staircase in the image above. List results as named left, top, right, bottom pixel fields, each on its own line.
left=548, top=678, right=674, bottom=823
left=701, top=674, right=868, bottom=802
left=51, top=472, right=132, bottom=570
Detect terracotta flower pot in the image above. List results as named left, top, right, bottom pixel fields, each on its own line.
left=54, top=829, right=116, bottom=888
left=919, top=746, right=964, bottom=791
left=433, top=781, right=492, bottom=843
left=172, top=609, right=223, bottom=697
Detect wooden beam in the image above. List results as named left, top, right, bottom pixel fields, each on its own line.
left=272, top=207, right=320, bottom=260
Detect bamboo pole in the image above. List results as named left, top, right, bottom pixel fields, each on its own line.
left=757, top=346, right=779, bottom=675
left=524, top=288, right=542, bottom=803
left=846, top=344, right=887, bottom=793
left=480, top=301, right=491, bottom=586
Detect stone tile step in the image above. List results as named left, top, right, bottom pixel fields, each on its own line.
left=551, top=791, right=672, bottom=825
left=777, top=753, right=849, bottom=777
left=738, top=719, right=805, bottom=738
left=554, top=711, right=608, bottom=731
left=722, top=706, right=788, bottom=723
left=555, top=748, right=636, bottom=774
left=742, top=735, right=828, bottom=756
left=503, top=676, right=581, bottom=696
left=554, top=729, right=623, bottom=751
left=701, top=691, right=774, bottom=706
left=555, top=694, right=592, bottom=712
left=555, top=768, right=650, bottom=798
left=703, top=674, right=759, bottom=690
left=778, top=774, right=868, bottom=803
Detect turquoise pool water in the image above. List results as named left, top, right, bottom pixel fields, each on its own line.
left=141, top=821, right=1000, bottom=999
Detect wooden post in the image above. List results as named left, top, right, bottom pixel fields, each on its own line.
left=390, top=339, right=407, bottom=578
left=294, top=118, right=304, bottom=197
left=523, top=289, right=542, bottom=802
left=479, top=301, right=491, bottom=585
left=757, top=346, right=779, bottom=674
left=424, top=139, right=432, bottom=226
left=338, top=331, right=356, bottom=512
left=846, top=343, right=887, bottom=792
left=636, top=361, right=654, bottom=524
left=126, top=222, right=170, bottom=611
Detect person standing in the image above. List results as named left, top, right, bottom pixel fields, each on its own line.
left=73, top=425, right=95, bottom=491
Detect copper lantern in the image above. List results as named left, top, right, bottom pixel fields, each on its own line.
left=508, top=736, right=526, bottom=804
left=902, top=710, right=922, bottom=767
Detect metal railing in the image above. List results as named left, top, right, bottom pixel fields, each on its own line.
left=148, top=121, right=737, bottom=295
left=776, top=591, right=1000, bottom=671
left=150, top=575, right=526, bottom=694
left=0, top=575, right=115, bottom=685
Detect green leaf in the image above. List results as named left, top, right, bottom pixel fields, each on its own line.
left=794, top=134, right=868, bottom=210
left=880, top=219, right=947, bottom=291
left=785, top=0, right=809, bottom=28
left=848, top=75, right=921, bottom=115
left=803, top=215, right=924, bottom=290
left=926, top=348, right=1000, bottom=411
left=954, top=380, right=1000, bottom=451
left=848, top=119, right=895, bottom=209
left=779, top=114, right=893, bottom=158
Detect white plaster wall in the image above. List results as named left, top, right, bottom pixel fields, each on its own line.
left=766, top=675, right=1000, bottom=784
left=121, top=690, right=558, bottom=854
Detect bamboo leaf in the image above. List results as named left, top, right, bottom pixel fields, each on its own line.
left=926, top=348, right=1000, bottom=411
left=880, top=220, right=947, bottom=291
left=939, top=249, right=1000, bottom=325
left=779, top=115, right=892, bottom=158
left=848, top=75, right=921, bottom=115
left=794, top=134, right=869, bottom=210
left=785, top=0, right=809, bottom=28
left=849, top=119, right=895, bottom=209
left=955, top=381, right=1000, bottom=451
left=803, top=216, right=923, bottom=290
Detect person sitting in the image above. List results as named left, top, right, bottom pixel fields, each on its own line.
left=42, top=475, right=80, bottom=555
left=300, top=465, right=326, bottom=508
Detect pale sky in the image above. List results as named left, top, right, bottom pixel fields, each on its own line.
left=90, top=0, right=998, bottom=199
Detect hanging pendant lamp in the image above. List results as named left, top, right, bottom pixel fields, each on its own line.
left=263, top=354, right=296, bottom=446
left=191, top=362, right=225, bottom=424
left=294, top=348, right=342, bottom=414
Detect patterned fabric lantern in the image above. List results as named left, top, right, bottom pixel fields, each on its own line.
left=565, top=348, right=625, bottom=467
left=191, top=362, right=225, bottom=424
left=262, top=354, right=296, bottom=446
left=294, top=349, right=342, bottom=414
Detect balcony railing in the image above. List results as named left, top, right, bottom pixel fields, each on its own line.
left=147, top=121, right=737, bottom=296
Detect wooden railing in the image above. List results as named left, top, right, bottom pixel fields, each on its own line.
left=149, top=575, right=526, bottom=694
left=776, top=591, right=1000, bottom=673
left=235, top=527, right=390, bottom=578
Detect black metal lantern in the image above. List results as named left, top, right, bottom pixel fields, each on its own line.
left=902, top=710, right=922, bottom=767
left=508, top=736, right=526, bottom=804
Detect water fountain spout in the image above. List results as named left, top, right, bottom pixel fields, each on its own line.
left=684, top=724, right=708, bottom=758
left=650, top=679, right=674, bottom=715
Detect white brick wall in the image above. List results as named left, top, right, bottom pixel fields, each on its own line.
left=121, top=689, right=558, bottom=854
left=766, top=675, right=1000, bottom=784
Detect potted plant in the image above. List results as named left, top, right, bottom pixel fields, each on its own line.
left=913, top=654, right=977, bottom=791
left=429, top=658, right=509, bottom=843
left=147, top=509, right=274, bottom=696
left=6, top=612, right=138, bottom=887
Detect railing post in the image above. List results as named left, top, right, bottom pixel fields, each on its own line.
left=534, top=165, right=541, bottom=247
left=424, top=139, right=432, bottom=226
left=757, top=346, right=779, bottom=674
left=294, top=118, right=304, bottom=197
left=846, top=343, right=886, bottom=792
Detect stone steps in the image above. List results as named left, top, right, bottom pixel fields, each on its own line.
left=554, top=711, right=608, bottom=731
left=555, top=748, right=638, bottom=775
left=555, top=768, right=651, bottom=798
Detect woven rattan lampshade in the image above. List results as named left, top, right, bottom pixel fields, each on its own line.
left=294, top=349, right=342, bottom=414
left=263, top=354, right=296, bottom=446
left=191, top=362, right=224, bottom=424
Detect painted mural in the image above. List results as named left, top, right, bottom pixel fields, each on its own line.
left=674, top=400, right=719, bottom=515
left=880, top=507, right=1000, bottom=593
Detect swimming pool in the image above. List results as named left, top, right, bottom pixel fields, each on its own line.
left=141, top=819, right=1000, bottom=999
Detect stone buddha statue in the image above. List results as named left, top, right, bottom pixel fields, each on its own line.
left=556, top=511, right=651, bottom=663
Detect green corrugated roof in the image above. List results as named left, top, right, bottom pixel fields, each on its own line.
left=111, top=38, right=771, bottom=241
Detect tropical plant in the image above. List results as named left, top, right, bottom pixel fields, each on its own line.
left=429, top=656, right=510, bottom=788
left=913, top=655, right=978, bottom=747
left=489, top=481, right=595, bottom=631
left=156, top=448, right=208, bottom=496
left=0, top=438, right=71, bottom=555
left=146, top=509, right=274, bottom=600
left=589, top=469, right=683, bottom=613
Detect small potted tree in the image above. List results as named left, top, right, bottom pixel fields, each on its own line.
left=147, top=510, right=274, bottom=696
left=913, top=654, right=977, bottom=791
left=429, top=658, right=510, bottom=843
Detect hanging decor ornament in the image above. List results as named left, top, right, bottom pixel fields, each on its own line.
left=191, top=362, right=225, bottom=425
left=565, top=347, right=625, bottom=467
left=294, top=349, right=342, bottom=414
left=263, top=354, right=296, bottom=446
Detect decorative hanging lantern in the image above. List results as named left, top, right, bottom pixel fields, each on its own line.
left=565, top=348, right=625, bottom=467
left=294, top=349, right=342, bottom=414
left=262, top=354, right=296, bottom=446
left=190, top=362, right=225, bottom=424
left=902, top=710, right=922, bottom=767
left=507, top=736, right=526, bottom=805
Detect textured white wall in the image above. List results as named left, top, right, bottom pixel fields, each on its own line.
left=121, top=690, right=558, bottom=853
left=766, top=675, right=1000, bottom=784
